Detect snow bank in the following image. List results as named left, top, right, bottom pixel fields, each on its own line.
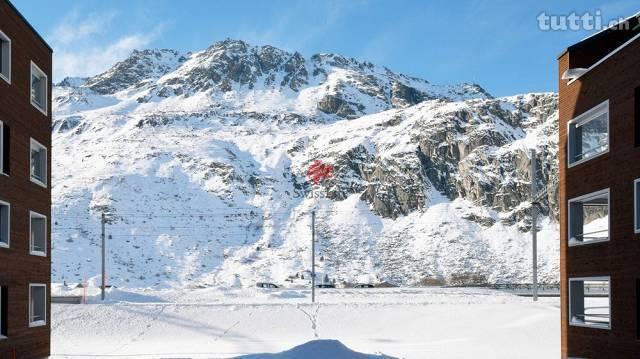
left=235, top=339, right=394, bottom=359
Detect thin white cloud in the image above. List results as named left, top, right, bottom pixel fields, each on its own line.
left=49, top=10, right=164, bottom=82
left=54, top=34, right=157, bottom=82
left=51, top=10, right=118, bottom=46
left=235, top=0, right=367, bottom=53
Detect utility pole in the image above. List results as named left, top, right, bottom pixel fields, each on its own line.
left=530, top=149, right=538, bottom=302
left=101, top=212, right=106, bottom=301
left=311, top=210, right=316, bottom=304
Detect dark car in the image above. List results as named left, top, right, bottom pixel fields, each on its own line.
left=256, top=282, right=279, bottom=289
left=354, top=284, right=374, bottom=288
left=315, top=284, right=336, bottom=288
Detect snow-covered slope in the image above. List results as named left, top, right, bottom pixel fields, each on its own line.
left=51, top=287, right=560, bottom=359
left=51, top=39, right=559, bottom=288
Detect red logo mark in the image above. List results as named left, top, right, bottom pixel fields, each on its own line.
left=307, top=160, right=334, bottom=184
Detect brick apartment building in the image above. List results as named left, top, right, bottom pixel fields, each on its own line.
left=0, top=0, right=52, bottom=357
left=558, top=12, right=640, bottom=358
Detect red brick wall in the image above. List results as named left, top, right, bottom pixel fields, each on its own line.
left=559, top=35, right=640, bottom=358
left=0, top=0, right=52, bottom=358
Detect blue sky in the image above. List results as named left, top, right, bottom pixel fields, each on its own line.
left=12, top=0, right=639, bottom=96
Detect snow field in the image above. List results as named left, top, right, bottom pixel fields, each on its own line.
left=51, top=287, right=559, bottom=358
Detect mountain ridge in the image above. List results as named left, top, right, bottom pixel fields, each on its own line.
left=59, top=39, right=491, bottom=97
left=51, top=39, right=559, bottom=288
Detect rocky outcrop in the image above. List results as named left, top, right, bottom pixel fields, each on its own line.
left=307, top=93, right=559, bottom=225
left=391, top=81, right=428, bottom=108
left=317, top=95, right=359, bottom=118
left=360, top=156, right=428, bottom=218
left=281, top=52, right=309, bottom=91
left=86, top=49, right=187, bottom=94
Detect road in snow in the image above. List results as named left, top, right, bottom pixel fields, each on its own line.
left=50, top=287, right=559, bottom=358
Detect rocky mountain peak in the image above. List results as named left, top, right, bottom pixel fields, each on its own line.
left=210, top=38, right=250, bottom=51
left=56, top=76, right=88, bottom=88
left=310, top=52, right=372, bottom=71
left=85, top=48, right=188, bottom=94
left=56, top=39, right=494, bottom=121
left=156, top=39, right=308, bottom=94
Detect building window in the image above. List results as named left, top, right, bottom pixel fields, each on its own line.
left=0, top=200, right=9, bottom=248
left=30, top=62, right=47, bottom=115
left=30, top=138, right=47, bottom=187
left=28, top=284, right=46, bottom=327
left=568, top=189, right=609, bottom=246
left=568, top=100, right=609, bottom=166
left=569, top=277, right=610, bottom=329
left=636, top=179, right=640, bottom=233
left=29, top=211, right=46, bottom=257
left=0, top=30, right=10, bottom=83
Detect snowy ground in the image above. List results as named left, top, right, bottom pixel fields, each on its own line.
left=51, top=287, right=559, bottom=358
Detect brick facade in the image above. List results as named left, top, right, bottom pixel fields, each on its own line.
left=0, top=1, right=52, bottom=358
left=559, top=25, right=640, bottom=358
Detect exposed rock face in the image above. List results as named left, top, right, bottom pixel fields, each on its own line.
left=281, top=52, right=309, bottom=91
left=51, top=39, right=560, bottom=288
left=391, top=81, right=427, bottom=107
left=308, top=94, right=559, bottom=224
left=85, top=49, right=187, bottom=94
left=155, top=40, right=309, bottom=94
left=317, top=95, right=359, bottom=118
left=360, top=155, right=428, bottom=218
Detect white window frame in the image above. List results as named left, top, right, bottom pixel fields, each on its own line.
left=0, top=120, right=4, bottom=175
left=567, top=100, right=610, bottom=168
left=635, top=178, right=640, bottom=234
left=568, top=188, right=610, bottom=247
left=568, top=276, right=611, bottom=330
left=0, top=286, right=5, bottom=339
left=0, top=30, right=10, bottom=84
left=28, top=284, right=46, bottom=328
left=30, top=61, right=47, bottom=116
left=29, top=211, right=47, bottom=257
left=30, top=138, right=47, bottom=188
left=0, top=199, right=9, bottom=249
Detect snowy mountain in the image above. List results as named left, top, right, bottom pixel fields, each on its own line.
left=51, top=39, right=559, bottom=288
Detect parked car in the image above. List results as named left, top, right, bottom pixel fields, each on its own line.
left=354, top=284, right=374, bottom=288
left=256, top=282, right=279, bottom=289
left=315, top=284, right=336, bottom=288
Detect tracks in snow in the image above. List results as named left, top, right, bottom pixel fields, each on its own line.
left=296, top=304, right=321, bottom=338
